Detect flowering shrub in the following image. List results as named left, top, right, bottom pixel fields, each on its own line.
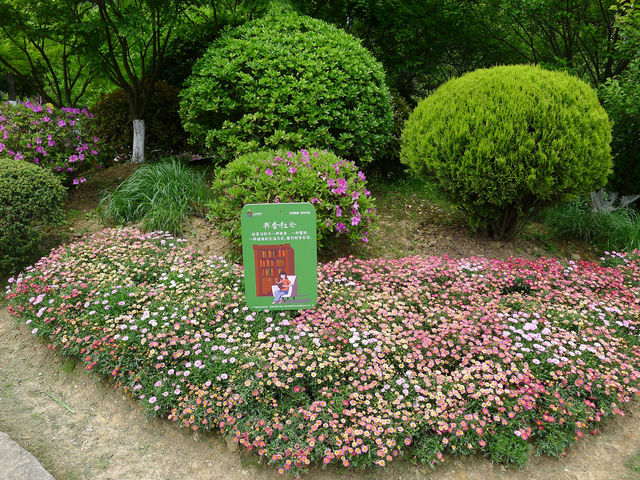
left=208, top=149, right=376, bottom=251
left=6, top=228, right=640, bottom=475
left=0, top=101, right=102, bottom=185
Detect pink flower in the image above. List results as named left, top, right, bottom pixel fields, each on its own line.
left=336, top=222, right=347, bottom=233
left=265, top=168, right=273, bottom=176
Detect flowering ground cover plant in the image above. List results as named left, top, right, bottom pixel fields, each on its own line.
left=0, top=101, right=102, bottom=185
left=208, top=148, right=376, bottom=251
left=6, top=228, right=640, bottom=475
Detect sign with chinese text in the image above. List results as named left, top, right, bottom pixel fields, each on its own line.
left=241, top=203, right=317, bottom=310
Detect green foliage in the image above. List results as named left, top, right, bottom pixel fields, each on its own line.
left=90, top=82, right=186, bottom=158
left=484, top=429, right=530, bottom=468
left=207, top=148, right=376, bottom=252
left=179, top=6, right=393, bottom=165
left=99, top=158, right=211, bottom=235
left=0, top=156, right=65, bottom=274
left=291, top=0, right=514, bottom=101
left=401, top=65, right=612, bottom=240
left=0, top=0, right=98, bottom=107
left=543, top=199, right=640, bottom=253
left=534, top=425, right=575, bottom=457
left=368, top=94, right=411, bottom=176
left=598, top=3, right=640, bottom=196
left=0, top=101, right=102, bottom=186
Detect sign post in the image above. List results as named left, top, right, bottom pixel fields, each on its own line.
left=241, top=203, right=317, bottom=310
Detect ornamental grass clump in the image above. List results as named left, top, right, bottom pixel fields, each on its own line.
left=100, top=158, right=211, bottom=235
left=208, top=148, right=376, bottom=251
left=401, top=65, right=612, bottom=240
left=7, top=227, right=640, bottom=475
left=0, top=101, right=103, bottom=186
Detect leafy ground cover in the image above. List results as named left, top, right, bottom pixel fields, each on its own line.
left=5, top=228, right=640, bottom=476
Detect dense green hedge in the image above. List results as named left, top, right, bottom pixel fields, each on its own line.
left=401, top=65, right=612, bottom=240
left=180, top=7, right=393, bottom=165
left=91, top=82, right=186, bottom=157
left=0, top=157, right=65, bottom=274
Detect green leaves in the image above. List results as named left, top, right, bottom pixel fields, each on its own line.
left=401, top=65, right=612, bottom=240
left=0, top=156, right=65, bottom=274
left=179, top=8, right=393, bottom=165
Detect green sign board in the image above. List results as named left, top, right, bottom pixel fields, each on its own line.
left=241, top=203, right=317, bottom=310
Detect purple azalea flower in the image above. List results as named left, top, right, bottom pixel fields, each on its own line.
left=336, top=222, right=347, bottom=233
left=336, top=206, right=342, bottom=217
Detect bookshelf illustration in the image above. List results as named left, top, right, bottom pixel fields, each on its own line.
left=253, top=244, right=295, bottom=296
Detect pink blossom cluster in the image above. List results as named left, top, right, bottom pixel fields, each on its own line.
left=0, top=101, right=102, bottom=185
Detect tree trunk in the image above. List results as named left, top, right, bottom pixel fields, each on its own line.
left=7, top=72, right=17, bottom=104
left=132, top=119, right=145, bottom=163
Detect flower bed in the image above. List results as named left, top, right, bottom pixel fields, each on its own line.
left=6, top=229, right=640, bottom=474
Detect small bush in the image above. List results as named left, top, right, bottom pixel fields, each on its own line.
left=180, top=6, right=393, bottom=165
left=401, top=65, right=612, bottom=240
left=0, top=101, right=102, bottom=186
left=543, top=199, right=640, bottom=252
left=0, top=157, right=65, bottom=274
left=207, top=148, right=376, bottom=251
left=91, top=82, right=186, bottom=158
left=99, top=158, right=210, bottom=235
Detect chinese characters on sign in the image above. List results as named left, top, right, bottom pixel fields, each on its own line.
left=241, top=203, right=317, bottom=311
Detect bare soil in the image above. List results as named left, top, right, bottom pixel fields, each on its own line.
left=2, top=165, right=638, bottom=479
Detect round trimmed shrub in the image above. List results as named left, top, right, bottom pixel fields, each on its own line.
left=91, top=82, right=186, bottom=157
left=180, top=7, right=393, bottom=165
left=0, top=157, right=65, bottom=273
left=401, top=65, right=612, bottom=240
left=207, top=148, right=376, bottom=251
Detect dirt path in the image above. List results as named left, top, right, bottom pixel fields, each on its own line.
left=1, top=305, right=639, bottom=480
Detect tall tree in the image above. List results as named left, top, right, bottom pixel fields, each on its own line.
left=478, top=0, right=632, bottom=86
left=77, top=0, right=192, bottom=162
left=0, top=0, right=96, bottom=106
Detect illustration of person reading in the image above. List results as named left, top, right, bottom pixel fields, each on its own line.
left=272, top=271, right=292, bottom=304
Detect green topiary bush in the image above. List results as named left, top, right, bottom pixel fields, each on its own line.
left=179, top=6, right=393, bottom=165
left=0, top=157, right=65, bottom=274
left=91, top=82, right=187, bottom=158
left=207, top=148, right=376, bottom=252
left=401, top=64, right=612, bottom=240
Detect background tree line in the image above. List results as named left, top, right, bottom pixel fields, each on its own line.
left=0, top=0, right=637, bottom=183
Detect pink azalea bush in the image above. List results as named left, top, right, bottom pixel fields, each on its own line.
left=6, top=228, right=640, bottom=474
left=0, top=101, right=103, bottom=185
left=208, top=149, right=376, bottom=251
